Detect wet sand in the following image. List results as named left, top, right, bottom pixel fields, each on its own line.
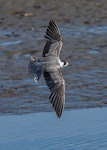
left=0, top=0, right=107, bottom=115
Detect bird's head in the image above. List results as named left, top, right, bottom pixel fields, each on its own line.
left=63, top=61, right=69, bottom=67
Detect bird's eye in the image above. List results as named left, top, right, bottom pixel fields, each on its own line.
left=64, top=61, right=66, bottom=65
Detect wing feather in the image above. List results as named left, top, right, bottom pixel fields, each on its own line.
left=43, top=69, right=65, bottom=118
left=42, top=20, right=63, bottom=57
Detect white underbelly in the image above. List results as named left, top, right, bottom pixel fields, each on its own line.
left=43, top=56, right=61, bottom=69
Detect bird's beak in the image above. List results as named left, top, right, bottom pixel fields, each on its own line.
left=68, top=63, right=72, bottom=66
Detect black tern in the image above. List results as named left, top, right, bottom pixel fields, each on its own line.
left=29, top=20, right=69, bottom=118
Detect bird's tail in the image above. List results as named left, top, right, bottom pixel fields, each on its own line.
left=28, top=57, right=43, bottom=82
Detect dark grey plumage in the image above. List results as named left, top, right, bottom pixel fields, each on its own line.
left=43, top=69, right=65, bottom=117
left=43, top=20, right=65, bottom=118
left=42, top=20, right=62, bottom=58
left=29, top=20, right=68, bottom=118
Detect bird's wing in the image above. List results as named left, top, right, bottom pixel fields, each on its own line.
left=42, top=20, right=63, bottom=57
left=43, top=68, right=65, bottom=118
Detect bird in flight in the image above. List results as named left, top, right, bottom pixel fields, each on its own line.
left=29, top=20, right=69, bottom=118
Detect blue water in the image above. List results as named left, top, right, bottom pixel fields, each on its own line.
left=0, top=40, right=23, bottom=46
left=0, top=108, right=107, bottom=150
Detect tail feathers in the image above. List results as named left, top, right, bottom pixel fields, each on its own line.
left=28, top=59, right=43, bottom=82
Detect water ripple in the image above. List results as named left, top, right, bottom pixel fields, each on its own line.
left=0, top=108, right=107, bottom=150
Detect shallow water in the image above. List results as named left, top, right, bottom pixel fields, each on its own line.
left=0, top=24, right=107, bottom=114
left=0, top=108, right=107, bottom=150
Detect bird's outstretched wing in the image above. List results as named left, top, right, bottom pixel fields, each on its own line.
left=43, top=68, right=65, bottom=118
left=42, top=20, right=63, bottom=57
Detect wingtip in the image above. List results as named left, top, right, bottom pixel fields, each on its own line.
left=56, top=112, right=63, bottom=118
left=49, top=19, right=55, bottom=25
left=45, top=20, right=61, bottom=41
left=49, top=91, right=64, bottom=118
